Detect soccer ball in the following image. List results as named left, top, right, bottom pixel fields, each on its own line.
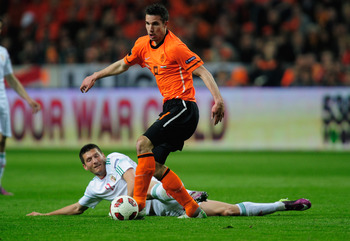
left=110, top=195, right=139, bottom=221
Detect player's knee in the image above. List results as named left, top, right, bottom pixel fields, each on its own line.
left=136, top=135, right=153, bottom=154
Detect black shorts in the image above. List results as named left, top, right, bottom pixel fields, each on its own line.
left=144, top=99, right=199, bottom=164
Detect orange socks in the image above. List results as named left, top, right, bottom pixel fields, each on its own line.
left=133, top=153, right=155, bottom=211
left=133, top=154, right=199, bottom=217
left=161, top=168, right=199, bottom=217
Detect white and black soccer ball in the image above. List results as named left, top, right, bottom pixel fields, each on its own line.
left=110, top=195, right=139, bottom=221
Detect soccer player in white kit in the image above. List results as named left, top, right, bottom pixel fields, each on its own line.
left=0, top=18, right=41, bottom=195
left=78, top=146, right=204, bottom=217
left=27, top=144, right=312, bottom=217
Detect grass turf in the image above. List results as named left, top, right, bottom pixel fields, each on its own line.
left=0, top=149, right=349, bottom=241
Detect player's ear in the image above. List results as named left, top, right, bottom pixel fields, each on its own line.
left=83, top=164, right=88, bottom=171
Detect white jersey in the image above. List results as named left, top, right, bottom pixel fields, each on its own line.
left=0, top=46, right=13, bottom=137
left=78, top=152, right=184, bottom=216
left=78, top=152, right=137, bottom=208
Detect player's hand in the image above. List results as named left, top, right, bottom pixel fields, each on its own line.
left=80, top=74, right=97, bottom=93
left=26, top=212, right=46, bottom=216
left=28, top=99, right=41, bottom=114
left=211, top=101, right=225, bottom=125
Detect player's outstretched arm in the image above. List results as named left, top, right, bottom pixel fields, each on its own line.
left=5, top=73, right=41, bottom=113
left=26, top=202, right=88, bottom=216
left=193, top=65, right=225, bottom=125
left=80, top=59, right=130, bottom=93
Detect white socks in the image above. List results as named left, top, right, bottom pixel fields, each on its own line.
left=150, top=183, right=192, bottom=202
left=150, top=183, right=174, bottom=202
left=0, top=152, right=6, bottom=186
left=238, top=201, right=285, bottom=216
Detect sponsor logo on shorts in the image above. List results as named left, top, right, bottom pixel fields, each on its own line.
left=185, top=56, right=196, bottom=64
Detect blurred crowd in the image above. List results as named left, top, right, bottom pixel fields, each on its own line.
left=1, top=0, right=350, bottom=86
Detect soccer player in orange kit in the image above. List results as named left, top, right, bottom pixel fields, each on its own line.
left=80, top=3, right=225, bottom=218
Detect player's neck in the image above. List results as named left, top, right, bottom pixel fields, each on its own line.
left=97, top=174, right=106, bottom=179
left=150, top=30, right=168, bottom=48
left=96, top=171, right=107, bottom=179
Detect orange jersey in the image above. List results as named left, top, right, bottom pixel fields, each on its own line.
left=124, top=30, right=203, bottom=103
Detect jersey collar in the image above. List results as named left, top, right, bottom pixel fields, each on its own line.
left=150, top=30, right=169, bottom=49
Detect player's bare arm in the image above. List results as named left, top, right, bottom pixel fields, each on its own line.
left=122, top=168, right=136, bottom=197
left=193, top=65, right=225, bottom=125
left=80, top=59, right=130, bottom=93
left=5, top=74, right=41, bottom=113
left=27, top=202, right=88, bottom=216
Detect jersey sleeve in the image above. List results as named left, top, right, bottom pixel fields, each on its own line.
left=107, top=153, right=136, bottom=177
left=78, top=186, right=102, bottom=209
left=173, top=43, right=203, bottom=73
left=112, top=156, right=135, bottom=177
left=123, top=38, right=145, bottom=67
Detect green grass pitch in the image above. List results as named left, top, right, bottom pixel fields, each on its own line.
left=0, top=149, right=349, bottom=240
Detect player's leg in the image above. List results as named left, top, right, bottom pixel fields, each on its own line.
left=152, top=145, right=204, bottom=218
left=199, top=200, right=283, bottom=216
left=148, top=199, right=186, bottom=217
left=0, top=134, right=12, bottom=195
left=158, top=166, right=204, bottom=217
left=133, top=135, right=155, bottom=211
left=199, top=200, right=241, bottom=216
left=0, top=134, right=6, bottom=184
left=160, top=101, right=205, bottom=217
left=148, top=180, right=208, bottom=203
left=238, top=198, right=311, bottom=216
left=237, top=201, right=284, bottom=216
left=161, top=197, right=312, bottom=217
left=133, top=138, right=201, bottom=217
left=143, top=100, right=204, bottom=218
left=0, top=104, right=13, bottom=195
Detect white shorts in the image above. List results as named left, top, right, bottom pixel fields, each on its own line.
left=0, top=100, right=12, bottom=137
left=146, top=199, right=184, bottom=217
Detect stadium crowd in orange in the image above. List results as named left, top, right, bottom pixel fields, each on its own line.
left=1, top=0, right=349, bottom=86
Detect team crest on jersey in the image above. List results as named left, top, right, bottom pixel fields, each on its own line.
left=110, top=175, right=116, bottom=182
left=160, top=54, right=165, bottom=63
left=185, top=56, right=196, bottom=64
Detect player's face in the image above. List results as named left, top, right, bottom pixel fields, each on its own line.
left=82, top=148, right=106, bottom=178
left=145, top=14, right=167, bottom=44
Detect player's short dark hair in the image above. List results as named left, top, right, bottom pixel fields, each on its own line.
left=79, top=143, right=102, bottom=164
left=145, top=3, right=169, bottom=23
left=0, top=18, right=3, bottom=24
